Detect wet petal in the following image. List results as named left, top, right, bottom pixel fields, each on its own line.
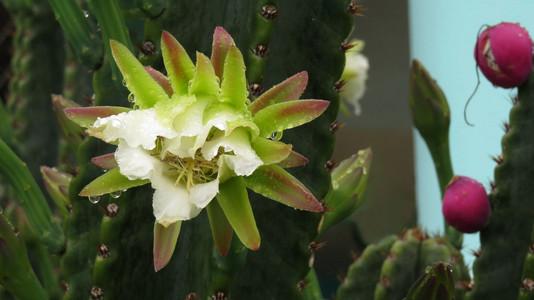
left=115, top=143, right=162, bottom=180
left=152, top=176, right=202, bottom=226
left=189, top=178, right=219, bottom=209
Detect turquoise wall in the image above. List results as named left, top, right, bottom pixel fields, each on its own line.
left=409, top=1, right=534, bottom=266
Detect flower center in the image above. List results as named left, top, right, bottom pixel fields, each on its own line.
left=164, top=153, right=218, bottom=191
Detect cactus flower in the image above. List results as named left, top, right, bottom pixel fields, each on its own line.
left=475, top=22, right=533, bottom=88
left=338, top=40, right=369, bottom=115
left=66, top=27, right=327, bottom=270
left=442, top=176, right=491, bottom=233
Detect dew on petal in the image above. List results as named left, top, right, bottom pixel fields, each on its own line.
left=270, top=131, right=283, bottom=141
left=88, top=195, right=100, bottom=204
left=110, top=191, right=122, bottom=199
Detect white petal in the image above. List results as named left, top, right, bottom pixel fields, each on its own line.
left=151, top=175, right=202, bottom=226
left=115, top=142, right=163, bottom=180
left=202, top=128, right=262, bottom=176
left=189, top=179, right=219, bottom=209
left=340, top=52, right=369, bottom=116
left=94, top=108, right=176, bottom=149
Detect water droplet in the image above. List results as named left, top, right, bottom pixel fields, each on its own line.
left=122, top=79, right=127, bottom=86
left=88, top=195, right=100, bottom=204
left=102, top=169, right=108, bottom=173
left=83, top=10, right=89, bottom=18
left=127, top=93, right=135, bottom=103
left=270, top=131, right=283, bottom=141
left=133, top=104, right=140, bottom=110
left=110, top=191, right=121, bottom=199
left=122, top=189, right=128, bottom=192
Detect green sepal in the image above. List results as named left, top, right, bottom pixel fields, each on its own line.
left=404, top=262, right=455, bottom=300
left=278, top=150, right=309, bottom=168
left=153, top=221, right=182, bottom=272
left=249, top=71, right=308, bottom=115
left=253, top=100, right=329, bottom=138
left=161, top=31, right=195, bottom=95
left=211, top=27, right=236, bottom=80
left=110, top=39, right=169, bottom=108
left=244, top=165, right=323, bottom=212
left=91, top=153, right=117, bottom=170
left=145, top=66, right=173, bottom=97
left=79, top=167, right=149, bottom=196
left=0, top=139, right=64, bottom=253
left=0, top=214, right=48, bottom=300
left=216, top=177, right=260, bottom=250
left=189, top=52, right=220, bottom=98
left=64, top=106, right=131, bottom=128
left=220, top=45, right=248, bottom=108
left=40, top=166, right=72, bottom=217
left=319, top=148, right=372, bottom=234
left=251, top=138, right=292, bottom=165
left=207, top=199, right=234, bottom=257
left=51, top=94, right=85, bottom=147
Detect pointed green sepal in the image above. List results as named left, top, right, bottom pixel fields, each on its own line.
left=110, top=39, right=169, bottom=108
left=145, top=66, right=173, bottom=97
left=319, top=148, right=372, bottom=234
left=251, top=138, right=292, bottom=165
left=161, top=31, right=195, bottom=95
left=249, top=71, right=308, bottom=115
left=51, top=94, right=85, bottom=147
left=404, top=262, right=455, bottom=300
left=91, top=153, right=118, bottom=170
left=211, top=27, right=236, bottom=80
left=40, top=166, right=72, bottom=217
left=189, top=52, right=220, bottom=97
left=216, top=177, right=260, bottom=250
left=253, top=100, right=330, bottom=138
left=64, top=106, right=131, bottom=128
left=0, top=214, right=48, bottom=300
left=153, top=221, right=182, bottom=272
left=79, top=167, right=149, bottom=196
left=207, top=200, right=234, bottom=257
left=220, top=45, right=248, bottom=108
left=278, top=150, right=309, bottom=168
left=245, top=165, right=323, bottom=212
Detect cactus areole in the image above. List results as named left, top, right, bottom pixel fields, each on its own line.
left=475, top=22, right=533, bottom=88
left=442, top=176, right=491, bottom=233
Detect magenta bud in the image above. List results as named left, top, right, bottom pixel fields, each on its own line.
left=475, top=22, right=533, bottom=88
left=442, top=176, right=491, bottom=233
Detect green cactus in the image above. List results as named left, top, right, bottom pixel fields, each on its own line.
left=468, top=67, right=534, bottom=299
left=337, top=228, right=470, bottom=300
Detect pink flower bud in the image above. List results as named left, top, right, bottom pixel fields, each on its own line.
left=442, top=176, right=491, bottom=233
left=475, top=22, right=533, bottom=88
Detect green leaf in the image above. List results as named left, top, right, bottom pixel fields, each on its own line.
left=64, top=106, right=131, bottom=128
left=245, top=165, right=323, bottom=212
left=220, top=46, right=248, bottom=108
left=211, top=26, right=236, bottom=80
left=161, top=31, right=196, bottom=95
left=79, top=167, right=149, bottom=196
left=249, top=71, right=308, bottom=115
left=153, top=221, right=182, bottom=272
left=110, top=40, right=169, bottom=108
left=189, top=52, right=220, bottom=97
left=253, top=100, right=329, bottom=138
left=216, top=177, right=260, bottom=250
left=206, top=200, right=233, bottom=257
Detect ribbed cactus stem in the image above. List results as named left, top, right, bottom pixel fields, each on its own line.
left=47, top=0, right=103, bottom=69
left=245, top=0, right=279, bottom=99
left=469, top=72, right=534, bottom=299
left=86, top=0, right=133, bottom=81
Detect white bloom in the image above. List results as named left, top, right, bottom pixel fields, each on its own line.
left=340, top=43, right=369, bottom=116
left=92, top=101, right=264, bottom=226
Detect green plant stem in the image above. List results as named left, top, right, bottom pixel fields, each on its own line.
left=0, top=139, right=64, bottom=253
left=426, top=137, right=462, bottom=248
left=47, top=0, right=103, bottom=68
left=86, top=0, right=133, bottom=81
